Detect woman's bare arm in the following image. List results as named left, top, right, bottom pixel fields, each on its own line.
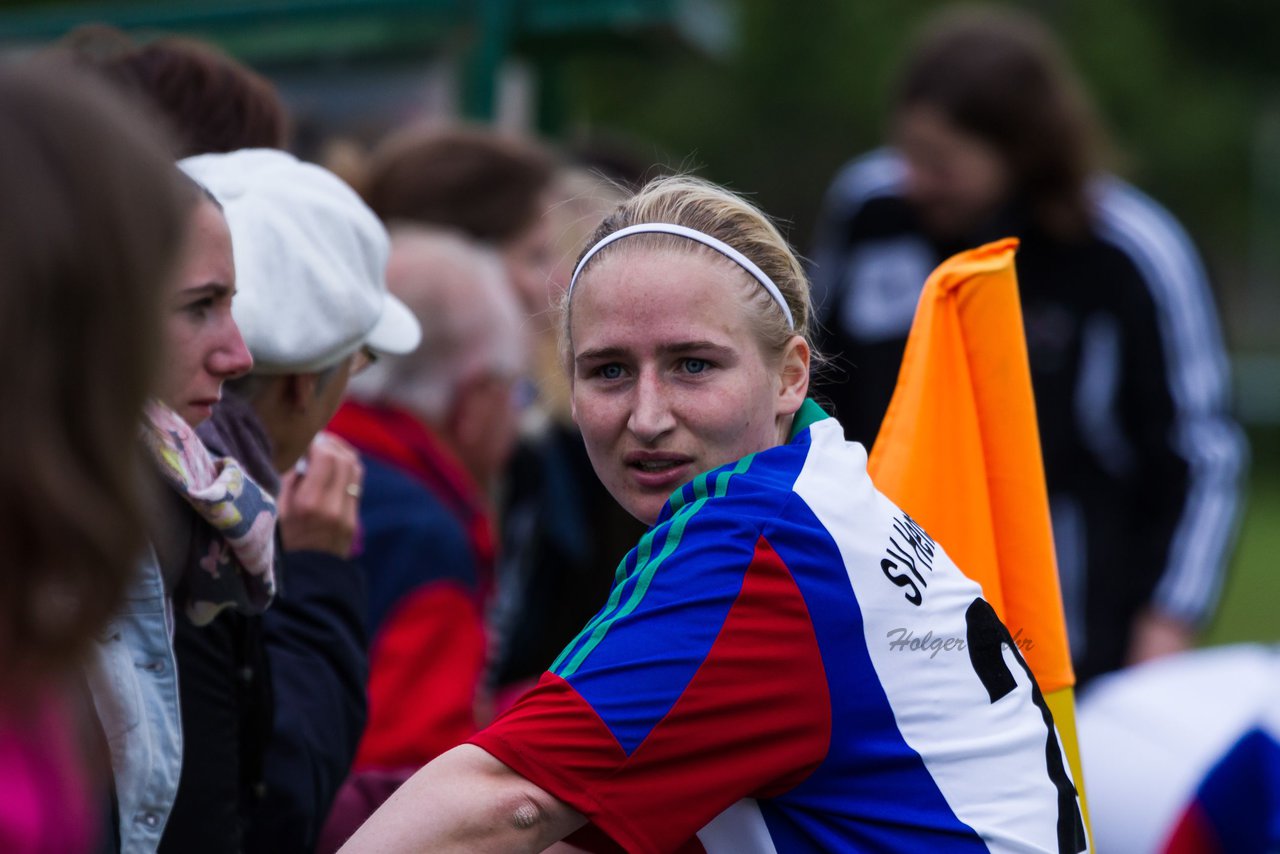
left=338, top=744, right=586, bottom=854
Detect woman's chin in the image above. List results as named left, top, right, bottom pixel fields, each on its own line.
left=181, top=403, right=213, bottom=428
left=614, top=491, right=662, bottom=528
left=621, top=490, right=682, bottom=528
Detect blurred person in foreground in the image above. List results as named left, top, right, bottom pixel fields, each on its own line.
left=0, top=63, right=190, bottom=853
left=319, top=226, right=525, bottom=847
left=167, top=148, right=420, bottom=854
left=340, top=175, right=1085, bottom=853
left=809, top=6, right=1247, bottom=685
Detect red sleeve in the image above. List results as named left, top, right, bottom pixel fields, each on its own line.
left=470, top=536, right=830, bottom=854
left=356, top=581, right=486, bottom=769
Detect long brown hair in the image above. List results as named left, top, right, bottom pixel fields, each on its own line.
left=0, top=64, right=190, bottom=689
left=895, top=7, right=1103, bottom=239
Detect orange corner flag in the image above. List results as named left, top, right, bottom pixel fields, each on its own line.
left=866, top=238, right=1091, bottom=836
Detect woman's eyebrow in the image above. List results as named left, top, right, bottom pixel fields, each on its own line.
left=660, top=340, right=734, bottom=357
left=177, top=282, right=233, bottom=299
left=575, top=346, right=628, bottom=364
left=576, top=341, right=736, bottom=364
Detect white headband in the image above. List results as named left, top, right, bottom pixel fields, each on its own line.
left=567, top=222, right=796, bottom=330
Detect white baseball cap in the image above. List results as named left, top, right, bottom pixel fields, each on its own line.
left=180, top=148, right=421, bottom=374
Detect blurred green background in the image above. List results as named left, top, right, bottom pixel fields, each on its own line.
left=1206, top=428, right=1279, bottom=646
left=3, top=0, right=1276, bottom=644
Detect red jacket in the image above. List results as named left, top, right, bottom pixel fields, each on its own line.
left=328, top=400, right=495, bottom=769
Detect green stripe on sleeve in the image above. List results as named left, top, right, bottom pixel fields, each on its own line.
left=557, top=500, right=701, bottom=678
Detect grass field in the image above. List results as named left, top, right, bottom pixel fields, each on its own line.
left=1201, top=427, right=1280, bottom=647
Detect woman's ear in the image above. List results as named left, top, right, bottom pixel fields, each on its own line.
left=776, top=335, right=810, bottom=416
left=567, top=350, right=579, bottom=426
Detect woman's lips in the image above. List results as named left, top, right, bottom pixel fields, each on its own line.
left=624, top=453, right=694, bottom=491
left=188, top=397, right=220, bottom=418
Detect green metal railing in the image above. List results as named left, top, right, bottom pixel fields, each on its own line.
left=0, top=0, right=729, bottom=125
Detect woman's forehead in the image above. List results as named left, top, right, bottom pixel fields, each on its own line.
left=575, top=244, right=750, bottom=303
left=570, top=248, right=755, bottom=349
left=177, top=200, right=236, bottom=290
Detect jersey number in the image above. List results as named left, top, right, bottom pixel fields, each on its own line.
left=965, top=598, right=1087, bottom=854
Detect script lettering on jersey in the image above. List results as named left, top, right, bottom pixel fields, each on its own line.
left=880, top=513, right=937, bottom=607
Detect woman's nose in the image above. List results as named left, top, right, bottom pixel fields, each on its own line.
left=210, top=319, right=254, bottom=380
left=627, top=372, right=675, bottom=443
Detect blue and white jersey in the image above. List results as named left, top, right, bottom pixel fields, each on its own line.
left=474, top=401, right=1087, bottom=853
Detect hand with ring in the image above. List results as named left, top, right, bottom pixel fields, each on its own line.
left=277, top=431, right=365, bottom=557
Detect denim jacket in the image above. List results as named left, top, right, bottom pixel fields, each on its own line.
left=85, top=548, right=183, bottom=852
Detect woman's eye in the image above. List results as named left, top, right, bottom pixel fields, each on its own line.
left=183, top=298, right=214, bottom=318
left=682, top=358, right=709, bottom=375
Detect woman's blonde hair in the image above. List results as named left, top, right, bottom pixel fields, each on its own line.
left=564, top=175, right=815, bottom=363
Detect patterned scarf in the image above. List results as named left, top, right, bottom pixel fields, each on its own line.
left=140, top=400, right=277, bottom=625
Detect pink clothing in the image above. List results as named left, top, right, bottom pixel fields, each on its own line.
left=0, top=691, right=97, bottom=854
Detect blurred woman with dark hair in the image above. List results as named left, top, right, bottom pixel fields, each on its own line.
left=810, top=6, right=1247, bottom=685
left=89, top=156, right=268, bottom=854
left=59, top=28, right=376, bottom=851
left=0, top=63, right=190, bottom=852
